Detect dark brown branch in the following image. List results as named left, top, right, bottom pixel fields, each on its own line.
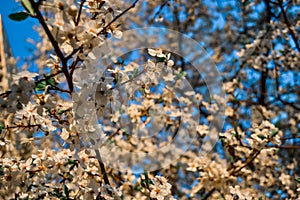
left=278, top=0, right=300, bottom=52
left=227, top=135, right=300, bottom=177
left=280, top=136, right=300, bottom=140
left=264, top=0, right=272, bottom=23
left=97, top=0, right=139, bottom=36
left=259, top=68, right=268, bottom=106
left=35, top=70, right=63, bottom=84
left=29, top=0, right=65, bottom=64
left=278, top=97, right=300, bottom=111
left=68, top=0, right=140, bottom=62
left=275, top=64, right=280, bottom=93
left=48, top=85, right=72, bottom=94
left=173, top=3, right=185, bottom=69
left=70, top=58, right=81, bottom=77
left=37, top=0, right=44, bottom=7
left=202, top=188, right=216, bottom=200
left=75, top=0, right=85, bottom=26
left=267, top=145, right=300, bottom=149
left=229, top=149, right=261, bottom=176
left=95, top=149, right=112, bottom=197
left=152, top=0, right=169, bottom=22
left=4, top=124, right=41, bottom=130
left=66, top=46, right=83, bottom=60
left=29, top=0, right=73, bottom=92
left=0, top=90, right=12, bottom=98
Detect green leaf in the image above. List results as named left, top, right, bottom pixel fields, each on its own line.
left=0, top=124, right=4, bottom=130
left=8, top=12, right=29, bottom=21
left=46, top=76, right=56, bottom=86
left=295, top=177, right=300, bottom=183
left=29, top=172, right=35, bottom=178
left=70, top=163, right=77, bottom=170
left=57, top=109, right=65, bottom=115
left=0, top=166, right=4, bottom=176
left=220, top=137, right=225, bottom=145
left=68, top=159, right=76, bottom=165
left=229, top=156, right=234, bottom=163
left=270, top=130, right=279, bottom=137
left=134, top=185, right=142, bottom=191
left=35, top=81, right=47, bottom=91
left=108, top=139, right=116, bottom=144
left=144, top=171, right=151, bottom=184
left=123, top=131, right=129, bottom=137
left=21, top=0, right=34, bottom=15
left=279, top=50, right=285, bottom=54
left=35, top=76, right=57, bottom=91
left=156, top=56, right=166, bottom=62
left=133, top=68, right=139, bottom=76
left=64, top=185, right=69, bottom=198
left=54, top=188, right=59, bottom=194
left=174, top=71, right=185, bottom=79
left=257, top=134, right=266, bottom=140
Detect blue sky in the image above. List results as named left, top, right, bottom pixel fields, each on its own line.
left=0, top=0, right=38, bottom=65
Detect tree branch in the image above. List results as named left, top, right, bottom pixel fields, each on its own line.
left=29, top=0, right=73, bottom=92
left=67, top=0, right=140, bottom=63
left=278, top=0, right=300, bottom=52
left=267, top=145, right=300, bottom=149
left=66, top=46, right=83, bottom=60
left=35, top=70, right=63, bottom=85
left=3, top=123, right=41, bottom=131
left=202, top=188, right=216, bottom=200
left=97, top=0, right=139, bottom=36
left=280, top=136, right=300, bottom=140
left=152, top=0, right=169, bottom=22
left=95, top=149, right=112, bottom=198
left=75, top=0, right=85, bottom=26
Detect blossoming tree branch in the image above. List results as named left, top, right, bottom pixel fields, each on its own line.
left=0, top=0, right=300, bottom=199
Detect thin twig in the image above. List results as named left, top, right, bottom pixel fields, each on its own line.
left=267, top=145, right=300, bottom=149
left=229, top=149, right=261, bottom=176
left=48, top=85, right=72, bottom=94
left=95, top=148, right=112, bottom=196
left=75, top=0, right=86, bottom=26
left=67, top=0, right=140, bottom=62
left=119, top=69, right=146, bottom=86
left=35, top=70, right=63, bottom=84
left=70, top=59, right=81, bottom=77
left=0, top=90, right=12, bottom=98
left=97, top=0, right=139, bottom=36
left=280, top=136, right=300, bottom=140
left=29, top=0, right=73, bottom=92
left=29, top=0, right=65, bottom=64
left=152, top=0, right=169, bottom=21
left=66, top=46, right=83, bottom=60
left=4, top=124, right=41, bottom=130
left=278, top=0, right=300, bottom=52
left=202, top=188, right=216, bottom=200
left=278, top=97, right=300, bottom=111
